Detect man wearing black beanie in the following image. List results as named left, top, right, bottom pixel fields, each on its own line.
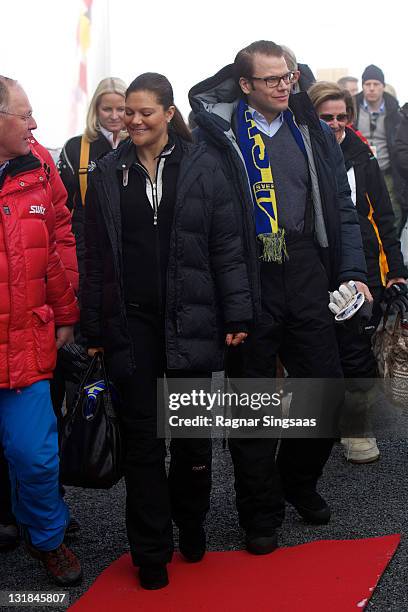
left=361, top=64, right=385, bottom=86
left=354, top=64, right=406, bottom=232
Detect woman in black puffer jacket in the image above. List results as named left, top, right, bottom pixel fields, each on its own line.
left=81, top=73, right=253, bottom=590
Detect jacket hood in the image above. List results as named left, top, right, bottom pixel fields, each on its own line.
left=341, top=127, right=372, bottom=168
left=189, top=64, right=240, bottom=128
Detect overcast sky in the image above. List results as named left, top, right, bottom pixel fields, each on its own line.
left=2, top=0, right=406, bottom=149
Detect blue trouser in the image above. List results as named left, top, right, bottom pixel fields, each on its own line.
left=0, top=380, right=69, bottom=551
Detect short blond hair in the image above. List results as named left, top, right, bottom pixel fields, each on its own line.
left=308, top=80, right=355, bottom=122
left=0, top=76, right=18, bottom=112
left=281, top=45, right=298, bottom=72
left=84, top=77, right=127, bottom=142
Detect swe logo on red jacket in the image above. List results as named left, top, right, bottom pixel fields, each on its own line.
left=29, top=204, right=46, bottom=215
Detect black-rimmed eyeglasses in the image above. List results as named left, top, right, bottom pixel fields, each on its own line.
left=250, top=72, right=295, bottom=88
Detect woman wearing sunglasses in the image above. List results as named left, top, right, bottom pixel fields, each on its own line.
left=308, top=81, right=407, bottom=464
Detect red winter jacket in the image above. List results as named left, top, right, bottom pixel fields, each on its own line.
left=30, top=139, right=79, bottom=293
left=0, top=152, right=79, bottom=389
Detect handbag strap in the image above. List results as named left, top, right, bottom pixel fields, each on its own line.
left=70, top=352, right=101, bottom=418
left=391, top=312, right=402, bottom=337
left=70, top=351, right=118, bottom=420
left=382, top=309, right=402, bottom=336
left=79, top=135, right=90, bottom=206
left=95, top=353, right=119, bottom=420
left=81, top=352, right=101, bottom=386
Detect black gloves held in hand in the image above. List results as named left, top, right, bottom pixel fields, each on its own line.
left=383, top=283, right=408, bottom=318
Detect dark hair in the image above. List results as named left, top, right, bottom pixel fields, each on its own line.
left=233, top=40, right=284, bottom=83
left=126, top=72, right=192, bottom=142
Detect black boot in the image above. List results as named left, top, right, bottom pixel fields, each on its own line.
left=139, top=564, right=169, bottom=590
left=245, top=530, right=278, bottom=555
left=286, top=490, right=331, bottom=524
left=179, top=526, right=206, bottom=562
left=0, top=522, right=19, bottom=551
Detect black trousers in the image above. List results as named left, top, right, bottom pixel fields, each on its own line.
left=118, top=310, right=212, bottom=567
left=336, top=286, right=384, bottom=391
left=227, top=235, right=344, bottom=534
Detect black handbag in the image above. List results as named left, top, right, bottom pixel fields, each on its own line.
left=60, top=352, right=122, bottom=488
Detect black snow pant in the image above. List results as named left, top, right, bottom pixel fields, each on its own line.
left=227, top=234, right=344, bottom=535
left=336, top=286, right=384, bottom=390
left=117, top=309, right=212, bottom=567
left=336, top=286, right=384, bottom=435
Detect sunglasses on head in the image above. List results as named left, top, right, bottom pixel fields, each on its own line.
left=319, top=113, right=348, bottom=122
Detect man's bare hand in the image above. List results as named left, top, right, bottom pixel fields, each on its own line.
left=88, top=347, right=104, bottom=357
left=56, top=325, right=74, bottom=349
left=386, top=277, right=407, bottom=289
left=225, top=332, right=248, bottom=347
left=354, top=281, right=373, bottom=303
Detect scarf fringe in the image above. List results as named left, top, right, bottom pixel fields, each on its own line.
left=258, top=230, right=288, bottom=263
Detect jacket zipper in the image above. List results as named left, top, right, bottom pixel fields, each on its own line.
left=134, top=162, right=162, bottom=313
left=152, top=182, right=158, bottom=226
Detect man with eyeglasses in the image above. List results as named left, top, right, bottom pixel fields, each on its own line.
left=354, top=65, right=406, bottom=233
left=190, top=40, right=369, bottom=555
left=0, top=76, right=82, bottom=585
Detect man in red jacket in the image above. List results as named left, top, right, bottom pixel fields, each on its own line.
left=0, top=137, right=81, bottom=551
left=0, top=76, right=82, bottom=585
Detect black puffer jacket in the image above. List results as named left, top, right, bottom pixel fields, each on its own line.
left=297, top=63, right=315, bottom=92
left=341, top=127, right=407, bottom=288
left=81, top=138, right=253, bottom=379
left=189, top=65, right=367, bottom=290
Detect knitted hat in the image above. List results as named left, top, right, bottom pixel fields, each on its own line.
left=361, top=64, right=385, bottom=85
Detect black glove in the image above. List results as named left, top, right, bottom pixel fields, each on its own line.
left=383, top=282, right=408, bottom=318
left=358, top=300, right=376, bottom=335
left=57, top=343, right=91, bottom=383
left=342, top=299, right=374, bottom=335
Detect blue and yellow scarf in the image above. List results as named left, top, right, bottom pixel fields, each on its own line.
left=237, top=99, right=306, bottom=263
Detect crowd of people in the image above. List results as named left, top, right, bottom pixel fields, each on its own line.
left=1, top=39, right=408, bottom=592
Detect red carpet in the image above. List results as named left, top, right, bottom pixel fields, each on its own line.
left=70, top=535, right=400, bottom=612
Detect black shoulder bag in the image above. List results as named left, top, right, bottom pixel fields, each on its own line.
left=60, top=352, right=122, bottom=488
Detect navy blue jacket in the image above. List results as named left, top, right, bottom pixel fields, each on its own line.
left=189, top=64, right=367, bottom=291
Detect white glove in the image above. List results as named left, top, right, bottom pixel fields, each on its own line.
left=328, top=281, right=365, bottom=321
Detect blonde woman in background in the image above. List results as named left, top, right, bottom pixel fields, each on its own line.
left=58, top=77, right=127, bottom=294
